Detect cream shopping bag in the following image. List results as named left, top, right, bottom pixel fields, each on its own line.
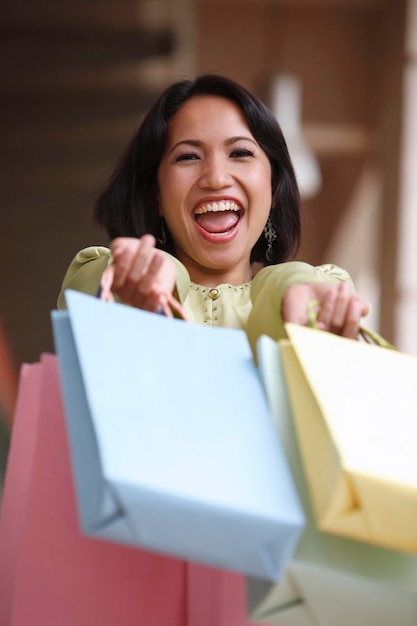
left=247, top=334, right=417, bottom=626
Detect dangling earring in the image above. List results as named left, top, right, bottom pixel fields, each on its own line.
left=264, top=217, right=277, bottom=262
left=158, top=217, right=167, bottom=246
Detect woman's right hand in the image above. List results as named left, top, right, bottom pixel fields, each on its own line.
left=101, top=235, right=178, bottom=314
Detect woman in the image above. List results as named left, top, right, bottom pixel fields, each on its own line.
left=58, top=74, right=370, bottom=350
left=57, top=74, right=372, bottom=623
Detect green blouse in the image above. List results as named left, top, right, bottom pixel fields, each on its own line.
left=58, top=246, right=353, bottom=352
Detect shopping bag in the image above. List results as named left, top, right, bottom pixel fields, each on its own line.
left=281, top=322, right=417, bottom=553
left=0, top=362, right=42, bottom=626
left=247, top=335, right=417, bottom=626
left=0, top=354, right=187, bottom=626
left=51, top=290, right=304, bottom=581
left=187, top=562, right=264, bottom=626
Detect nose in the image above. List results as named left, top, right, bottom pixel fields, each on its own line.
left=198, top=154, right=233, bottom=190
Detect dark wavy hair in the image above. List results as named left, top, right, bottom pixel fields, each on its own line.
left=94, top=74, right=301, bottom=264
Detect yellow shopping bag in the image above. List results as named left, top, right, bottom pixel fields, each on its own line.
left=279, top=322, right=417, bottom=554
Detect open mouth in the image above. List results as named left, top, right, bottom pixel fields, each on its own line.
left=194, top=200, right=241, bottom=235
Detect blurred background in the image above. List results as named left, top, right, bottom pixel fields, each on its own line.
left=0, top=0, right=416, bottom=444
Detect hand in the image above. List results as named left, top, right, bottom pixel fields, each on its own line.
left=100, top=235, right=182, bottom=317
left=282, top=281, right=371, bottom=339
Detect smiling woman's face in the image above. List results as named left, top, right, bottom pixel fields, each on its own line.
left=157, top=95, right=272, bottom=286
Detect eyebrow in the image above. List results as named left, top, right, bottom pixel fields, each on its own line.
left=168, top=135, right=258, bottom=154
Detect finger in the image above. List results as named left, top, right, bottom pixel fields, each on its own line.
left=281, top=284, right=312, bottom=325
left=340, top=298, right=362, bottom=339
left=110, top=238, right=141, bottom=289
left=99, top=265, right=115, bottom=301
left=340, top=296, right=371, bottom=339
left=156, top=293, right=174, bottom=318
left=359, top=296, right=371, bottom=318
left=129, top=253, right=164, bottom=307
left=142, top=249, right=177, bottom=291
left=112, top=235, right=156, bottom=296
left=315, top=285, right=338, bottom=329
left=122, top=236, right=157, bottom=303
left=167, top=293, right=190, bottom=321
left=143, top=287, right=167, bottom=314
left=128, top=234, right=157, bottom=283
left=329, top=282, right=353, bottom=330
left=139, top=251, right=164, bottom=289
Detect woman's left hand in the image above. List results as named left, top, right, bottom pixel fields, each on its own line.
left=282, top=281, right=371, bottom=339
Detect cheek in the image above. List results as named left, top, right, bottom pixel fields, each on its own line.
left=157, top=176, right=178, bottom=217
left=159, top=169, right=190, bottom=202
left=252, top=161, right=272, bottom=190
left=251, top=167, right=273, bottom=206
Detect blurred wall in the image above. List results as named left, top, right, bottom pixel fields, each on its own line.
left=0, top=0, right=187, bottom=373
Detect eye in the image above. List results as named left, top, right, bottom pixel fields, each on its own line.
left=175, top=151, right=200, bottom=162
left=230, top=148, right=255, bottom=158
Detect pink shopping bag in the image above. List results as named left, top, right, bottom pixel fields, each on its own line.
left=0, top=361, right=42, bottom=625
left=0, top=354, right=186, bottom=626
left=187, top=563, right=264, bottom=626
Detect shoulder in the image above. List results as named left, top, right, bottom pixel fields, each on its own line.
left=57, top=246, right=113, bottom=309
left=66, top=246, right=113, bottom=270
left=251, top=261, right=353, bottom=299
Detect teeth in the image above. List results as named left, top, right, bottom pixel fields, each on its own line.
left=194, top=201, right=240, bottom=215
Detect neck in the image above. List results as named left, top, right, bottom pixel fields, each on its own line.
left=182, top=259, right=253, bottom=287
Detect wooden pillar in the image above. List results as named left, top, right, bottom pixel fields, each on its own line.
left=377, top=0, right=407, bottom=345
left=395, top=0, right=417, bottom=353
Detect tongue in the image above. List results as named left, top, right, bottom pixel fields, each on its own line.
left=195, top=211, right=239, bottom=233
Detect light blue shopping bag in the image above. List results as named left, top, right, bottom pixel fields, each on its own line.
left=51, top=290, right=304, bottom=581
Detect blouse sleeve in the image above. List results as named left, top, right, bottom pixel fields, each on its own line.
left=246, top=261, right=354, bottom=353
left=57, top=246, right=112, bottom=309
